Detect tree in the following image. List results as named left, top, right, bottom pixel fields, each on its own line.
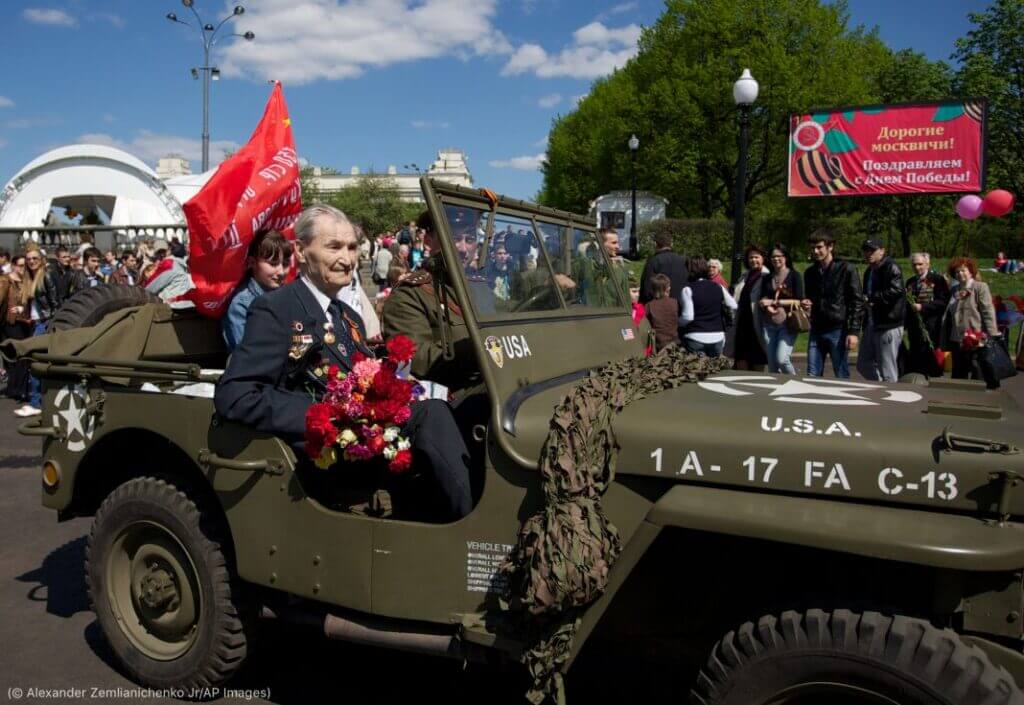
left=954, top=0, right=1024, bottom=205
left=541, top=0, right=889, bottom=220
left=323, top=175, right=421, bottom=237
left=859, top=49, right=956, bottom=256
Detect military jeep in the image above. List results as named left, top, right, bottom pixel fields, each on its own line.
left=9, top=178, right=1024, bottom=704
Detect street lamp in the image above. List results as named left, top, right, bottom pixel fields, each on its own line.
left=730, top=68, right=758, bottom=287
left=166, top=2, right=254, bottom=171
left=628, top=134, right=639, bottom=259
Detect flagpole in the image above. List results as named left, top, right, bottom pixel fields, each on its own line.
left=165, top=3, right=255, bottom=173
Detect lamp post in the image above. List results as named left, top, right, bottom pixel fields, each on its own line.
left=730, top=68, right=758, bottom=287
left=628, top=134, right=639, bottom=259
left=166, top=2, right=254, bottom=172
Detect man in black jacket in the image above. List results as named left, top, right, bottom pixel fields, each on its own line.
left=639, top=231, right=687, bottom=304
left=800, top=229, right=864, bottom=378
left=857, top=239, right=906, bottom=382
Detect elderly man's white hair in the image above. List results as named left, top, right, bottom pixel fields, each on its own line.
left=910, top=252, right=930, bottom=263
left=709, top=258, right=723, bottom=269
left=293, top=203, right=354, bottom=245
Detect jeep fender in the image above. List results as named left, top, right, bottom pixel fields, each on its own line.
left=566, top=484, right=1024, bottom=671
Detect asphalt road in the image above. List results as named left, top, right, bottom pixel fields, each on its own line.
left=2, top=372, right=1022, bottom=705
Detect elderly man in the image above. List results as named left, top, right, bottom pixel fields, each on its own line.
left=215, top=204, right=472, bottom=520
left=905, top=251, right=950, bottom=376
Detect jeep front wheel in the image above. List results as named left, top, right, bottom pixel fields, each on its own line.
left=86, top=477, right=253, bottom=689
left=692, top=609, right=1023, bottom=705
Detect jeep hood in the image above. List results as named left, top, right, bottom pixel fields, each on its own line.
left=507, top=372, right=1024, bottom=517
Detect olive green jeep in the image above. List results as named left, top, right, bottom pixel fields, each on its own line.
left=8, top=178, right=1024, bottom=704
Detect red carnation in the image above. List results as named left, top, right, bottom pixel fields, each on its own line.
left=352, top=350, right=367, bottom=364
left=367, top=435, right=386, bottom=454
left=389, top=449, right=413, bottom=474
left=386, top=335, right=416, bottom=364
left=304, top=402, right=338, bottom=458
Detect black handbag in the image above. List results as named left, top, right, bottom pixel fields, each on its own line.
left=979, top=336, right=1017, bottom=383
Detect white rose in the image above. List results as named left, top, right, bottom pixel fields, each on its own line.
left=383, top=446, right=398, bottom=460
left=397, top=438, right=411, bottom=451
left=339, top=429, right=358, bottom=447
left=383, top=426, right=399, bottom=443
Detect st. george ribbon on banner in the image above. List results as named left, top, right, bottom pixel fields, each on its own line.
left=183, top=82, right=302, bottom=317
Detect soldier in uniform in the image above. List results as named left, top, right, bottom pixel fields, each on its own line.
left=381, top=211, right=484, bottom=398
left=215, top=204, right=473, bottom=520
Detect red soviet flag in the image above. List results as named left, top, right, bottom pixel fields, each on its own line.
left=183, top=82, right=301, bottom=317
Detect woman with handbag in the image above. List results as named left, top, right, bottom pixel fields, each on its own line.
left=941, top=256, right=1002, bottom=389
left=758, top=244, right=805, bottom=374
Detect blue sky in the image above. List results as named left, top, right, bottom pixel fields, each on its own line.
left=0, top=0, right=991, bottom=203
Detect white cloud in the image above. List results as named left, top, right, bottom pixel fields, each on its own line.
left=411, top=120, right=451, bottom=129
left=93, top=12, right=125, bottom=28
left=218, top=0, right=512, bottom=85
left=5, top=116, right=62, bottom=129
left=489, top=153, right=546, bottom=171
left=537, top=93, right=562, bottom=108
left=0, top=96, right=13, bottom=108
left=77, top=131, right=240, bottom=168
left=532, top=137, right=548, bottom=148
left=502, top=21, right=640, bottom=79
left=23, top=8, right=76, bottom=27
left=597, top=2, right=639, bottom=20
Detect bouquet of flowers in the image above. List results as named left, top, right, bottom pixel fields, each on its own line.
left=304, top=335, right=421, bottom=473
left=961, top=328, right=987, bottom=351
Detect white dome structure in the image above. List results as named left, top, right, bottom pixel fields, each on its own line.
left=0, top=144, right=187, bottom=229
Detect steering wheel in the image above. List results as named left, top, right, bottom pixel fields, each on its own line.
left=511, top=289, right=553, bottom=313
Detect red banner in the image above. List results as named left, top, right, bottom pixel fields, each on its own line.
left=787, top=100, right=985, bottom=198
left=183, top=83, right=302, bottom=317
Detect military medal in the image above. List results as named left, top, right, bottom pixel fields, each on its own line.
left=323, top=321, right=336, bottom=345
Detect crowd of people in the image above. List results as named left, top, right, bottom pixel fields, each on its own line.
left=639, top=228, right=1017, bottom=389
left=2, top=215, right=1020, bottom=422
left=0, top=234, right=188, bottom=416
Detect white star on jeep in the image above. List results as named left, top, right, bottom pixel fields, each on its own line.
left=767, top=379, right=874, bottom=400
left=59, top=393, right=86, bottom=439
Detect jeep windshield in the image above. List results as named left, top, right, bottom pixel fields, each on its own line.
left=429, top=182, right=629, bottom=321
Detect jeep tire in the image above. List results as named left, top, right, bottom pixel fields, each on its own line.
left=49, top=283, right=161, bottom=332
left=86, top=477, right=253, bottom=689
left=692, top=608, right=1024, bottom=705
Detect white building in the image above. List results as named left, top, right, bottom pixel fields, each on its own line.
left=0, top=144, right=198, bottom=253
left=0, top=145, right=471, bottom=253
left=308, top=148, right=473, bottom=202
left=589, top=190, right=669, bottom=255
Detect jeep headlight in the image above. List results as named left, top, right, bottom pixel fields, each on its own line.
left=42, top=461, right=61, bottom=489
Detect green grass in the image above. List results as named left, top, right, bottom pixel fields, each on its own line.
left=628, top=256, right=1024, bottom=356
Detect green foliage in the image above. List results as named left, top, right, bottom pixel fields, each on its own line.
left=540, top=0, right=1023, bottom=260
left=317, top=175, right=422, bottom=238
left=541, top=0, right=889, bottom=217
left=638, top=218, right=734, bottom=259
left=954, top=0, right=1024, bottom=204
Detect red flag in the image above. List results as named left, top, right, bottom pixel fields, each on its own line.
left=183, top=83, right=301, bottom=317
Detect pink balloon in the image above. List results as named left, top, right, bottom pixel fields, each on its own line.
left=956, top=194, right=984, bottom=220
left=982, top=189, right=1016, bottom=217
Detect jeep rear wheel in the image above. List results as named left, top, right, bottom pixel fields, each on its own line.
left=86, top=477, right=253, bottom=689
left=49, top=283, right=161, bottom=332
left=692, top=609, right=1023, bottom=705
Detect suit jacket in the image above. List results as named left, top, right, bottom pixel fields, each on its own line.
left=639, top=249, right=688, bottom=304
left=214, top=279, right=370, bottom=439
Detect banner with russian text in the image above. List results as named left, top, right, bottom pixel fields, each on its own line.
left=787, top=100, right=986, bottom=198
left=183, top=82, right=301, bottom=317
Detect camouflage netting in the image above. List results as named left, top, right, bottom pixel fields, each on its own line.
left=477, top=346, right=732, bottom=704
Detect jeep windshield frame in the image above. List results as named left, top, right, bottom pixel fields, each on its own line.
left=422, top=179, right=630, bottom=324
